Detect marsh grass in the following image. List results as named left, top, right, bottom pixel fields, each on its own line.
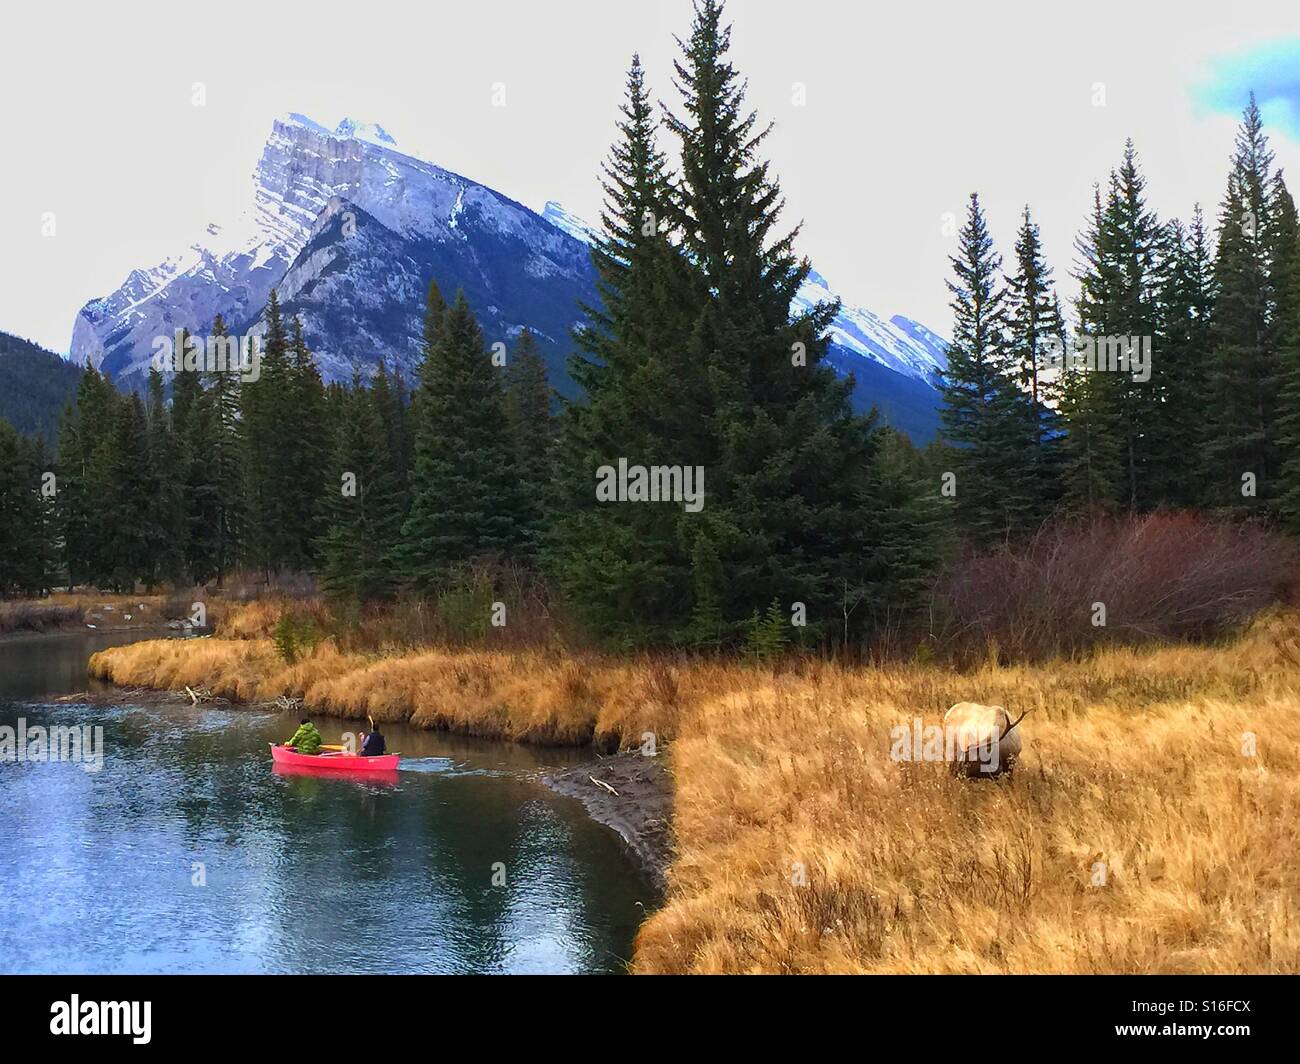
left=88, top=607, right=1300, bottom=973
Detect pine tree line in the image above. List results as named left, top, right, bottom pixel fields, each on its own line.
left=0, top=286, right=552, bottom=605
left=6, top=5, right=1297, bottom=657
left=938, top=94, right=1300, bottom=535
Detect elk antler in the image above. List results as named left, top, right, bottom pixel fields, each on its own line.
left=1001, top=708, right=1031, bottom=737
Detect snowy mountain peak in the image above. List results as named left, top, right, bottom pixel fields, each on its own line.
left=542, top=201, right=599, bottom=246
left=333, top=118, right=398, bottom=147
left=68, top=115, right=946, bottom=439
left=70, top=114, right=595, bottom=382
left=540, top=202, right=947, bottom=385
left=279, top=112, right=334, bottom=137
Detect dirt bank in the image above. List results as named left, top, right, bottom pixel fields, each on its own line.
left=544, top=753, right=673, bottom=893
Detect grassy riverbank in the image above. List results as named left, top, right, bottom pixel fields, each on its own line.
left=0, top=592, right=183, bottom=636
left=88, top=604, right=1300, bottom=973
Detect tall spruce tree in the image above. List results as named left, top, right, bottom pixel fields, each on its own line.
left=0, top=418, right=52, bottom=596
left=169, top=326, right=219, bottom=584
left=666, top=0, right=905, bottom=646
left=938, top=193, right=1035, bottom=543
left=553, top=4, right=929, bottom=648
left=102, top=393, right=153, bottom=590
left=1151, top=208, right=1216, bottom=506
left=1061, top=185, right=1126, bottom=513
left=1277, top=192, right=1300, bottom=527
left=547, top=53, right=700, bottom=643
left=240, top=291, right=294, bottom=579
left=317, top=379, right=403, bottom=604
left=284, top=317, right=328, bottom=570
left=1004, top=204, right=1066, bottom=522
left=1093, top=143, right=1161, bottom=510
left=371, top=359, right=412, bottom=517
left=399, top=288, right=527, bottom=588
left=143, top=366, right=184, bottom=585
left=1204, top=96, right=1283, bottom=510
left=201, top=314, right=244, bottom=585
left=57, top=368, right=119, bottom=586
left=504, top=327, right=552, bottom=555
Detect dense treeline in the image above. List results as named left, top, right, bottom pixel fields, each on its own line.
left=0, top=331, right=83, bottom=444
left=0, top=2, right=1297, bottom=652
left=938, top=95, right=1300, bottom=540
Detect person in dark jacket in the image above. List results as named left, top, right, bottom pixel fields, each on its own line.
left=360, top=723, right=386, bottom=757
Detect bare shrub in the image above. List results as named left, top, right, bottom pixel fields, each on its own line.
left=0, top=601, right=83, bottom=634
left=934, top=512, right=1298, bottom=661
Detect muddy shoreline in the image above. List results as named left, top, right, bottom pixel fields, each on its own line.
left=543, top=753, right=673, bottom=893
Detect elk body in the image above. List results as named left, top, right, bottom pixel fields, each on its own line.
left=942, top=702, right=1027, bottom=778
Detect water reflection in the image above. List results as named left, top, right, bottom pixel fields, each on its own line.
left=0, top=634, right=651, bottom=974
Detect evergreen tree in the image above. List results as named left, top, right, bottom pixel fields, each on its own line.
left=168, top=326, right=218, bottom=584
left=101, top=393, right=152, bottom=590
left=1269, top=174, right=1300, bottom=525
left=1151, top=208, right=1216, bottom=506
left=938, top=192, right=1035, bottom=543
left=1093, top=143, right=1161, bottom=510
left=399, top=289, right=527, bottom=587
left=852, top=427, right=951, bottom=642
left=240, top=291, right=294, bottom=579
left=143, top=366, right=184, bottom=585
left=1004, top=204, right=1066, bottom=522
left=284, top=317, right=329, bottom=569
left=371, top=359, right=412, bottom=517
left=1061, top=186, right=1125, bottom=513
left=1204, top=96, right=1283, bottom=509
left=317, top=379, right=403, bottom=604
left=553, top=4, right=932, bottom=648
left=547, top=53, right=699, bottom=644
left=201, top=314, right=244, bottom=585
left=56, top=368, right=119, bottom=586
left=0, top=419, right=52, bottom=596
left=504, top=327, right=552, bottom=554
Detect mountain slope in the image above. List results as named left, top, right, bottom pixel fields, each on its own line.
left=258, top=194, right=597, bottom=387
left=540, top=205, right=948, bottom=440
left=0, top=331, right=82, bottom=444
left=71, top=114, right=597, bottom=387
left=70, top=114, right=945, bottom=440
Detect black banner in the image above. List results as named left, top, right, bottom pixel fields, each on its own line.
left=0, top=974, right=1290, bottom=1051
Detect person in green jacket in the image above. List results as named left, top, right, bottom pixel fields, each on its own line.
left=286, top=717, right=323, bottom=755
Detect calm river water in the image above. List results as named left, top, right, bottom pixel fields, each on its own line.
left=0, top=629, right=650, bottom=973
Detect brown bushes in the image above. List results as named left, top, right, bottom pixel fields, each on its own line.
left=0, top=600, right=84, bottom=634
left=217, top=596, right=333, bottom=640
left=934, top=512, right=1298, bottom=662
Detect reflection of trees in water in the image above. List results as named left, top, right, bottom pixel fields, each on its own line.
left=4, top=681, right=649, bottom=973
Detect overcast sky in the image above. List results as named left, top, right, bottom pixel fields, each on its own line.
left=5, top=0, right=1300, bottom=354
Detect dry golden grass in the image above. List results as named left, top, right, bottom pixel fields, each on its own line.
left=88, top=610, right=1300, bottom=974
left=215, top=596, right=332, bottom=639
left=89, top=638, right=708, bottom=745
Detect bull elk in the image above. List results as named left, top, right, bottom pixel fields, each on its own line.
left=942, top=702, right=1029, bottom=778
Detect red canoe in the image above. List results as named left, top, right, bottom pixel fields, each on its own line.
left=270, top=743, right=400, bottom=773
